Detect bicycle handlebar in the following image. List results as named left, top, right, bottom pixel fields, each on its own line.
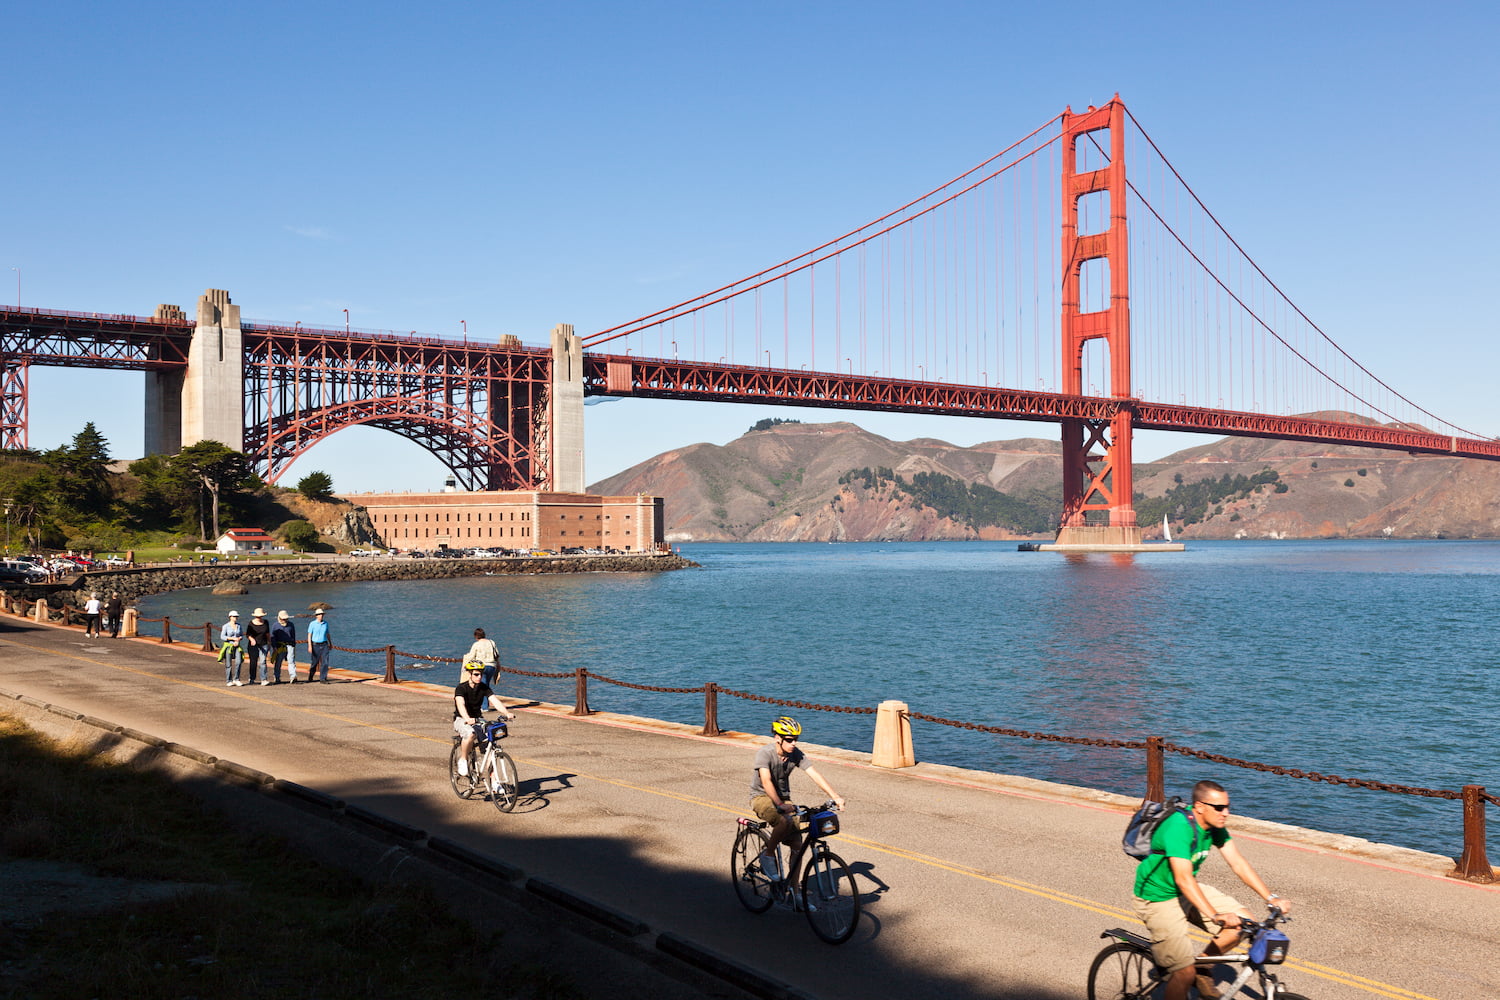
left=1238, top=905, right=1290, bottom=931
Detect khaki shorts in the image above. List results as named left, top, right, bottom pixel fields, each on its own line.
left=751, top=795, right=784, bottom=824
left=1133, top=884, right=1244, bottom=974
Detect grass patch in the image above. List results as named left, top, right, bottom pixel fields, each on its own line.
left=0, top=714, right=586, bottom=999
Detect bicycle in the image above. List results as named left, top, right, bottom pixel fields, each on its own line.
left=730, top=800, right=860, bottom=945
left=448, top=719, right=519, bottom=813
left=1089, top=905, right=1307, bottom=1000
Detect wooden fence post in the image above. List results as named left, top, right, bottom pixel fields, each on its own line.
left=700, top=682, right=721, bottom=736
left=383, top=645, right=399, bottom=684
left=1452, top=785, right=1495, bottom=882
left=160, top=617, right=172, bottom=644
left=1145, top=736, right=1165, bottom=802
left=571, top=667, right=592, bottom=716
left=201, top=623, right=215, bottom=651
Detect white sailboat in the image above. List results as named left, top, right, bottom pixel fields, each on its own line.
left=1162, top=515, right=1172, bottom=543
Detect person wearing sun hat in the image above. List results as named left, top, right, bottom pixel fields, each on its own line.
left=306, top=607, right=332, bottom=682
left=270, top=610, right=297, bottom=684
left=245, top=609, right=273, bottom=686
left=220, top=611, right=245, bottom=686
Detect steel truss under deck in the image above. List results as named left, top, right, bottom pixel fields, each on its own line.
left=583, top=355, right=1500, bottom=461
left=243, top=326, right=554, bottom=490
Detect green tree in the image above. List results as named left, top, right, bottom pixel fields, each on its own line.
left=296, top=471, right=335, bottom=500
left=126, top=454, right=198, bottom=531
left=170, top=441, right=254, bottom=541
left=41, top=422, right=115, bottom=520
left=282, top=520, right=320, bottom=551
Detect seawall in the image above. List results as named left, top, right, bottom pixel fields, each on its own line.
left=26, top=553, right=698, bottom=605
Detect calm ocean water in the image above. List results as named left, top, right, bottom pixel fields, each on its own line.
left=139, top=540, right=1499, bottom=858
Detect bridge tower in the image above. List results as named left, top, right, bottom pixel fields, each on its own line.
left=144, top=291, right=243, bottom=455
left=550, top=322, right=585, bottom=492
left=1056, top=96, right=1140, bottom=547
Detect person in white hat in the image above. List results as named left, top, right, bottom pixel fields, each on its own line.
left=220, top=611, right=245, bottom=686
left=306, top=608, right=332, bottom=682
left=270, top=611, right=297, bottom=684
left=246, top=609, right=272, bottom=685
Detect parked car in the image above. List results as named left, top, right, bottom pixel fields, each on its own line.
left=0, top=560, right=48, bottom=582
left=102, top=556, right=129, bottom=568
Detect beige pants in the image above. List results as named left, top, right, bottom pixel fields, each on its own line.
left=1133, top=884, right=1243, bottom=974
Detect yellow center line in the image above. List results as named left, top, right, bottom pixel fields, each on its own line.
left=2, top=637, right=1441, bottom=999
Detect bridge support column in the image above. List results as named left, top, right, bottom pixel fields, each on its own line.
left=550, top=323, right=585, bottom=492
left=1, top=360, right=27, bottom=450
left=183, top=290, right=244, bottom=452
left=147, top=291, right=242, bottom=457
left=143, top=303, right=188, bottom=455
left=1052, top=96, right=1159, bottom=551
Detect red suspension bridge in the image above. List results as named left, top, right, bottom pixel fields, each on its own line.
left=2, top=96, right=1495, bottom=546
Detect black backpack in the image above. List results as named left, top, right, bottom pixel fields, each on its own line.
left=1123, top=795, right=1195, bottom=860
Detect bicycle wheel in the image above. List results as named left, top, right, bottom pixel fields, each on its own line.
left=1087, top=942, right=1156, bottom=1000
left=488, top=749, right=519, bottom=813
left=448, top=741, right=475, bottom=799
left=800, top=846, right=859, bottom=945
left=730, top=826, right=775, bottom=913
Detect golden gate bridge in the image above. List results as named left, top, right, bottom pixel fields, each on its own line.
left=3, top=96, right=1495, bottom=547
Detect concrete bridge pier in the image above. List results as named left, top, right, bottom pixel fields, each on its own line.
left=550, top=322, right=584, bottom=492
left=144, top=290, right=244, bottom=456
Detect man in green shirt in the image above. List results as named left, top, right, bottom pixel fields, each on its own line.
left=1133, top=780, right=1292, bottom=1000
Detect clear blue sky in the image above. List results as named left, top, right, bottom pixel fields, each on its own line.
left=6, top=2, right=1496, bottom=492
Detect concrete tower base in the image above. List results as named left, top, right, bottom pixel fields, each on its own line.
left=1039, top=524, right=1184, bottom=553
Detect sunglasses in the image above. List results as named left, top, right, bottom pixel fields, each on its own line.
left=778, top=735, right=798, bottom=743
left=1196, top=800, right=1231, bottom=813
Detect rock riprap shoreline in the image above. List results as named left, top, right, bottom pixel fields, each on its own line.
left=22, top=553, right=698, bottom=606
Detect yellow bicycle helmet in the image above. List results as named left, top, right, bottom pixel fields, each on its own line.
left=771, top=715, right=802, bottom=738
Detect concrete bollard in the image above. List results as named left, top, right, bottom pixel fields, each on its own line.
left=871, top=699, right=915, bottom=769
left=123, top=607, right=139, bottom=638
left=32, top=598, right=49, bottom=623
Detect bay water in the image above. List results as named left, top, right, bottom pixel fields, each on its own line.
left=138, top=539, right=1499, bottom=859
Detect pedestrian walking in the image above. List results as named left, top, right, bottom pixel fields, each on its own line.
left=105, top=591, right=124, bottom=638
left=82, top=592, right=103, bottom=638
left=220, top=611, right=245, bottom=686
left=246, top=608, right=272, bottom=685
left=270, top=610, right=297, bottom=683
left=464, top=627, right=501, bottom=686
left=306, top=607, right=331, bottom=682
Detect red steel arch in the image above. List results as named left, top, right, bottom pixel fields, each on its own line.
left=242, top=325, right=555, bottom=491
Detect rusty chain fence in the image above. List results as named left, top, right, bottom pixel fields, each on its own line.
left=7, top=594, right=1494, bottom=883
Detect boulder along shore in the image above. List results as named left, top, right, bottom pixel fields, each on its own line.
left=15, top=554, right=699, bottom=608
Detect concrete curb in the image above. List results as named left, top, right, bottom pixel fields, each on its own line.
left=655, top=933, right=814, bottom=1000
left=526, top=877, right=650, bottom=937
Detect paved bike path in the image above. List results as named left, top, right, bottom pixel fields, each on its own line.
left=1, top=614, right=1494, bottom=1000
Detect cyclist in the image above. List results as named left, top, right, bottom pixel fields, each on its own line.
left=452, top=659, right=515, bottom=777
left=749, top=716, right=846, bottom=880
left=1134, top=779, right=1292, bottom=1000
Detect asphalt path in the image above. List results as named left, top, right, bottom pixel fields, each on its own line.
left=2, top=613, right=1494, bottom=1000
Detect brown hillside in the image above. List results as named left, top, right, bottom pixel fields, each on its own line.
left=590, top=415, right=1500, bottom=542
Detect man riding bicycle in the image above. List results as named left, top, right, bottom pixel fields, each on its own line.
left=1134, top=780, right=1293, bottom=1000
left=453, top=660, right=516, bottom=777
left=749, top=716, right=846, bottom=880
